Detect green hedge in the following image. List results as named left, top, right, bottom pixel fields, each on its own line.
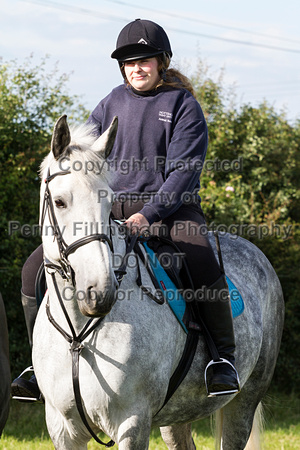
left=1, top=56, right=299, bottom=392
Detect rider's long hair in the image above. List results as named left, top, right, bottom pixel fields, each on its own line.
left=156, top=53, right=196, bottom=97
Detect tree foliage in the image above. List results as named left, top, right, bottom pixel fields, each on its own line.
left=192, top=60, right=300, bottom=227
left=0, top=56, right=89, bottom=373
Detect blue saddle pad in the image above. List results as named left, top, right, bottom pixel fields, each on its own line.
left=142, top=242, right=244, bottom=334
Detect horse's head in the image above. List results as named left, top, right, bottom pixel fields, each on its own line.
left=40, top=115, right=119, bottom=318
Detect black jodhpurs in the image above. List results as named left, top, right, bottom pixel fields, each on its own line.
left=22, top=200, right=221, bottom=297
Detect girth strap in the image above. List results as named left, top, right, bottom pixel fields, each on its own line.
left=154, top=327, right=200, bottom=417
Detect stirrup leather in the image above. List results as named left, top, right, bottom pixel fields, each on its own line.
left=204, top=358, right=240, bottom=397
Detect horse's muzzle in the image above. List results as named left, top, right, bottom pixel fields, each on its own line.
left=77, top=287, right=117, bottom=317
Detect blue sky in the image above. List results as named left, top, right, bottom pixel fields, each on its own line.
left=1, top=0, right=299, bottom=123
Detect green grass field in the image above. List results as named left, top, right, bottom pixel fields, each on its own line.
left=1, top=390, right=299, bottom=449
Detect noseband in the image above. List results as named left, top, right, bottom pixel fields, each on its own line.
left=41, top=168, right=114, bottom=284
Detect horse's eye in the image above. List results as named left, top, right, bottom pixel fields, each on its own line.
left=55, top=199, right=66, bottom=208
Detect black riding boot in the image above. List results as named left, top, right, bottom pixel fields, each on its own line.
left=197, top=275, right=240, bottom=396
left=11, top=292, right=41, bottom=402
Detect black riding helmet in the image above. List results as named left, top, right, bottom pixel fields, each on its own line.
left=111, top=19, right=172, bottom=62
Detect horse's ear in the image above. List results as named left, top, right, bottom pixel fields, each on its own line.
left=92, top=116, right=118, bottom=159
left=51, top=115, right=71, bottom=160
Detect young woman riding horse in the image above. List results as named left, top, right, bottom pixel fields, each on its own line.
left=12, top=18, right=239, bottom=400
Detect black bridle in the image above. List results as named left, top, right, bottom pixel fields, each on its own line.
left=41, top=167, right=117, bottom=447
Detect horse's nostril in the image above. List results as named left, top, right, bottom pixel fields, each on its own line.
left=87, top=287, right=97, bottom=304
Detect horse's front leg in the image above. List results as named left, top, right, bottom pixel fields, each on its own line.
left=160, top=423, right=196, bottom=450
left=117, top=411, right=152, bottom=450
left=45, top=401, right=90, bottom=450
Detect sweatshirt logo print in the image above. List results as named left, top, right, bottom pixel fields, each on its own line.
left=159, top=111, right=173, bottom=123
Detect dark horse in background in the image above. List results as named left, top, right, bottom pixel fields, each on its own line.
left=0, top=292, right=10, bottom=437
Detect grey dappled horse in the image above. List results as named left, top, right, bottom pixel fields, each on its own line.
left=0, top=292, right=10, bottom=437
left=32, top=116, right=284, bottom=449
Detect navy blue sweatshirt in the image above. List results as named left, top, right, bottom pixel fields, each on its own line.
left=88, top=83, right=208, bottom=225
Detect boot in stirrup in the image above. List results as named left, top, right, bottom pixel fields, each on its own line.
left=11, top=292, right=42, bottom=402
left=198, top=275, right=240, bottom=396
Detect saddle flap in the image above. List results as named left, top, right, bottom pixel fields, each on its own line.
left=141, top=238, right=245, bottom=334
